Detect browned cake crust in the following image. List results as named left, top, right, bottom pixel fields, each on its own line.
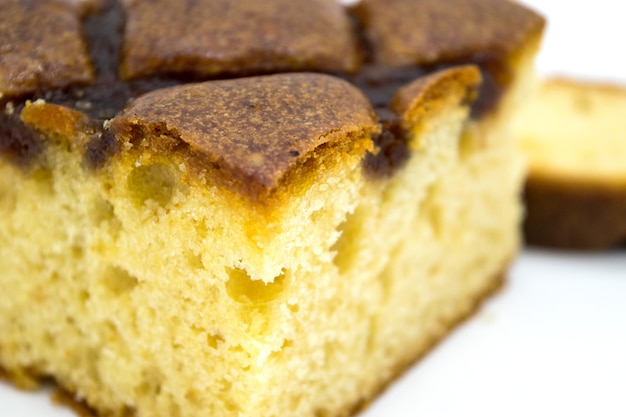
left=0, top=0, right=544, bottom=199
left=354, top=0, right=544, bottom=66
left=0, top=0, right=94, bottom=96
left=19, top=66, right=481, bottom=204
left=121, top=0, right=361, bottom=79
left=353, top=0, right=544, bottom=118
left=392, top=65, right=481, bottom=121
left=110, top=74, right=378, bottom=194
left=524, top=176, right=626, bottom=250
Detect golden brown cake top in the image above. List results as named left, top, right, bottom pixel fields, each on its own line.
left=1, top=0, right=545, bottom=199
left=120, top=0, right=360, bottom=80
left=110, top=73, right=378, bottom=192
left=0, top=0, right=94, bottom=96
left=354, top=0, right=545, bottom=66
left=392, top=65, right=482, bottom=121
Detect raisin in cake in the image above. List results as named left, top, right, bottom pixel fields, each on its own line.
left=0, top=0, right=544, bottom=416
left=512, top=78, right=626, bottom=249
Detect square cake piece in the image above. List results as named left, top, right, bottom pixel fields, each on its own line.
left=0, top=1, right=544, bottom=416
left=512, top=78, right=626, bottom=249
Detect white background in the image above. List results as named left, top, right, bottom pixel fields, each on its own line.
left=2, top=1, right=625, bottom=416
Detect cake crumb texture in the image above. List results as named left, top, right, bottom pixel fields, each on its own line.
left=0, top=68, right=524, bottom=417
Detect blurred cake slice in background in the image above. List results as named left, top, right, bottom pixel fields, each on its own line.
left=512, top=78, right=626, bottom=249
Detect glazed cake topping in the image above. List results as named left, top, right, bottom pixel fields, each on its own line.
left=120, top=0, right=361, bottom=80
left=0, top=0, right=94, bottom=96
left=352, top=0, right=544, bottom=117
left=111, top=73, right=378, bottom=189
left=0, top=0, right=544, bottom=192
left=0, top=0, right=544, bottom=112
left=355, top=0, right=545, bottom=66
left=391, top=66, right=482, bottom=120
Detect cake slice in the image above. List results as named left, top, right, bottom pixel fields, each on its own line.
left=0, top=0, right=544, bottom=416
left=512, top=78, right=626, bottom=249
left=1, top=67, right=515, bottom=417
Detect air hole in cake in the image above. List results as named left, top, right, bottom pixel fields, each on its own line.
left=184, top=388, right=200, bottom=405
left=309, top=206, right=330, bottom=224
left=278, top=339, right=293, bottom=355
left=94, top=199, right=122, bottom=238
left=194, top=219, right=209, bottom=240
left=102, top=320, right=120, bottom=344
left=314, top=408, right=331, bottom=417
left=185, top=250, right=204, bottom=270
left=49, top=272, right=60, bottom=283
left=225, top=268, right=287, bottom=305
left=79, top=289, right=91, bottom=306
left=169, top=398, right=182, bottom=417
left=219, top=385, right=240, bottom=413
left=268, top=339, right=294, bottom=361
left=91, top=196, right=117, bottom=224
left=71, top=245, right=84, bottom=260
left=458, top=128, right=483, bottom=160
left=42, top=331, right=56, bottom=350
left=127, top=163, right=176, bottom=207
left=331, top=208, right=366, bottom=274
left=281, top=339, right=293, bottom=350
left=136, top=367, right=164, bottom=397
left=31, top=167, right=54, bottom=194
left=207, top=333, right=225, bottom=349
left=101, top=266, right=138, bottom=295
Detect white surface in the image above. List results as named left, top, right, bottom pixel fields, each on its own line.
left=2, top=1, right=626, bottom=416
left=360, top=250, right=626, bottom=417
left=524, top=0, right=626, bottom=83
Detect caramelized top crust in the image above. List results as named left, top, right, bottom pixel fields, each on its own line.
left=111, top=73, right=378, bottom=190
left=0, top=0, right=94, bottom=96
left=1, top=0, right=545, bottom=198
left=392, top=65, right=481, bottom=122
left=120, top=0, right=360, bottom=80
left=360, top=65, right=481, bottom=178
left=354, top=0, right=545, bottom=66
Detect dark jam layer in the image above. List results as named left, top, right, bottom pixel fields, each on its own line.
left=1, top=0, right=509, bottom=178
left=33, top=0, right=179, bottom=121
left=346, top=62, right=510, bottom=177
left=0, top=110, right=43, bottom=167
left=347, top=66, right=419, bottom=178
